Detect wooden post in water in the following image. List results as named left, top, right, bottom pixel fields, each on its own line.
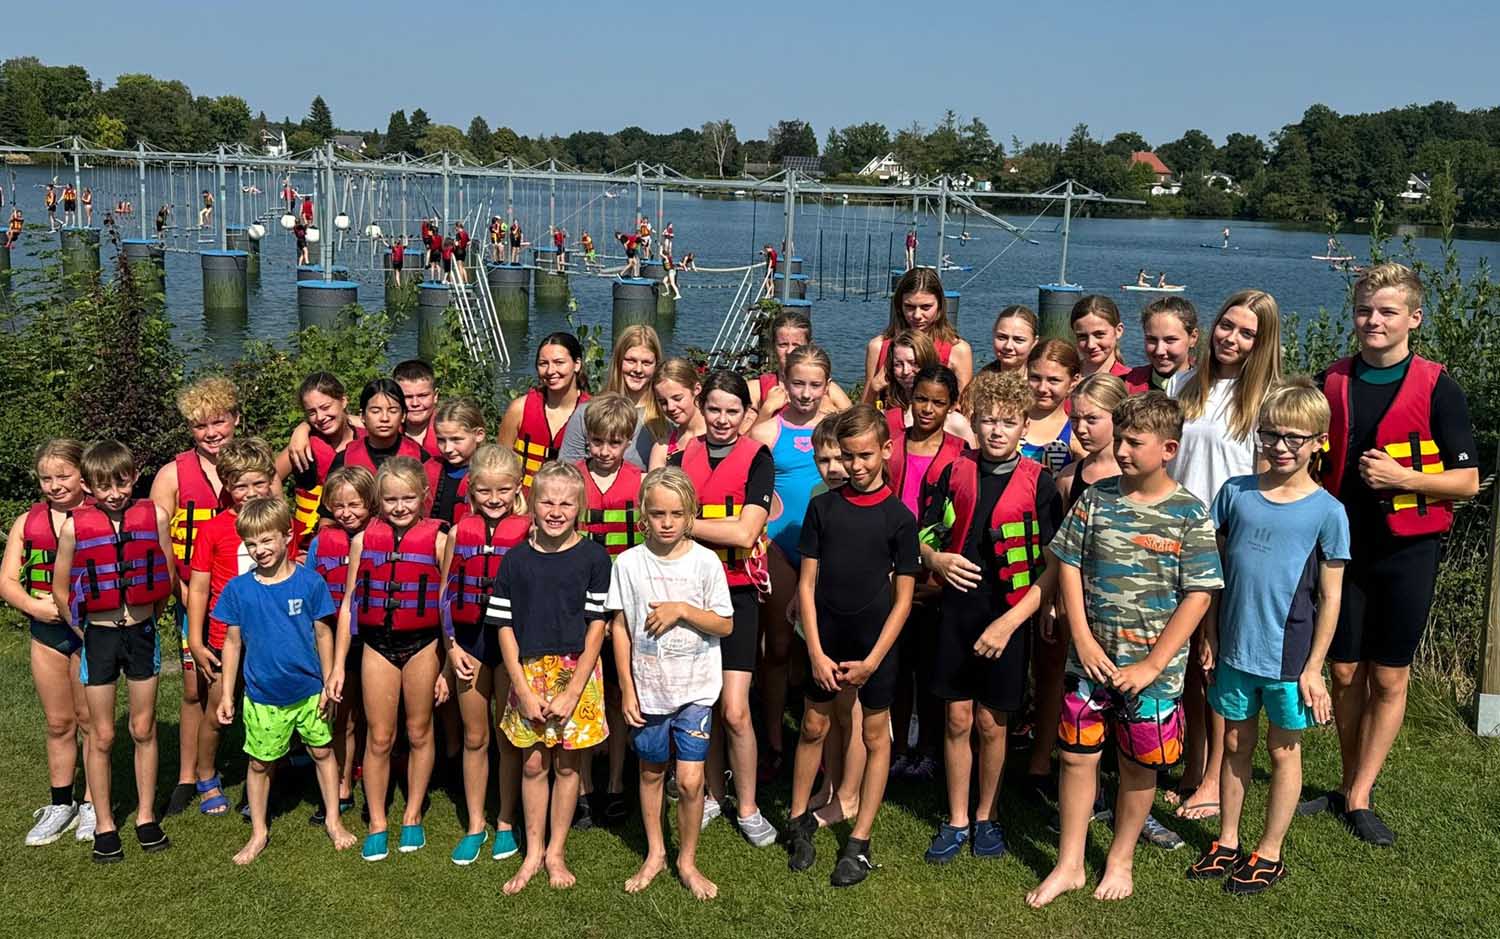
left=1476, top=445, right=1500, bottom=736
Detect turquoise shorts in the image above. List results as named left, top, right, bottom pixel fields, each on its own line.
left=1209, top=663, right=1312, bottom=731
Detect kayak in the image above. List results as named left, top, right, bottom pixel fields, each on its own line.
left=1311, top=254, right=1355, bottom=261
left=1121, top=284, right=1186, bottom=293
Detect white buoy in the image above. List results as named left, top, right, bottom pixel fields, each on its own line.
left=368, top=223, right=382, bottom=240
left=247, top=223, right=266, bottom=240
left=279, top=213, right=296, bottom=230
left=306, top=226, right=321, bottom=244
left=334, top=213, right=350, bottom=231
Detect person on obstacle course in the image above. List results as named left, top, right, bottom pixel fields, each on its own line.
left=1025, top=392, right=1222, bottom=909
left=1184, top=379, right=1348, bottom=894
left=884, top=364, right=967, bottom=787
left=490, top=216, right=505, bottom=262
left=920, top=370, right=1062, bottom=864
left=81, top=187, right=93, bottom=227
left=155, top=203, right=171, bottom=242
left=638, top=216, right=653, bottom=259
left=62, top=184, right=78, bottom=227
left=661, top=251, right=682, bottom=301
left=668, top=370, right=778, bottom=848
left=440, top=236, right=456, bottom=285
left=453, top=221, right=470, bottom=284
left=572, top=394, right=649, bottom=829
left=198, top=190, right=213, bottom=230
left=420, top=219, right=435, bottom=279
left=610, top=466, right=734, bottom=900
left=904, top=227, right=918, bottom=271
left=439, top=444, right=530, bottom=866
left=759, top=243, right=778, bottom=299
left=488, top=461, right=612, bottom=894
left=333, top=457, right=450, bottom=861
left=498, top=332, right=591, bottom=495
left=745, top=310, right=854, bottom=428
left=616, top=231, right=641, bottom=278
left=301, top=195, right=314, bottom=225
left=304, top=465, right=375, bottom=826
left=184, top=438, right=279, bottom=819
left=150, top=376, right=238, bottom=818
left=784, top=404, right=920, bottom=888
left=277, top=372, right=361, bottom=554
left=1301, top=262, right=1478, bottom=846
left=1164, top=290, right=1282, bottom=823
left=866, top=268, right=974, bottom=396
left=1124, top=296, right=1199, bottom=394
left=53, top=440, right=177, bottom=863
left=44, top=184, right=58, bottom=231
left=2, top=440, right=96, bottom=847
left=552, top=225, right=568, bottom=271
left=383, top=234, right=406, bottom=287
left=1071, top=295, right=1132, bottom=379
left=581, top=231, right=598, bottom=272
left=682, top=252, right=697, bottom=271
left=749, top=344, right=836, bottom=788
left=425, top=397, right=487, bottom=528
left=326, top=379, right=429, bottom=477
left=509, top=220, right=524, bottom=264
left=212, top=496, right=359, bottom=865
left=661, top=221, right=675, bottom=259
left=648, top=358, right=705, bottom=469
left=558, top=325, right=661, bottom=471
left=6, top=207, right=22, bottom=248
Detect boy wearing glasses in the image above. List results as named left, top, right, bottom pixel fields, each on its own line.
left=1187, top=379, right=1349, bottom=894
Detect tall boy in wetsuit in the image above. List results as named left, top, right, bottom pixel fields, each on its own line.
left=1304, top=262, right=1478, bottom=846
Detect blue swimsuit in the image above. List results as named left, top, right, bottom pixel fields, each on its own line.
left=766, top=415, right=822, bottom=564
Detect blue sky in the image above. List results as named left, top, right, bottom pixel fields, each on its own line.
left=10, top=2, right=1498, bottom=147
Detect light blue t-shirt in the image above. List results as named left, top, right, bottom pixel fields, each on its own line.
left=1211, top=476, right=1351, bottom=681
left=212, top=564, right=337, bottom=706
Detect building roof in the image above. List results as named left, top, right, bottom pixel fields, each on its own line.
left=1131, top=150, right=1172, bottom=176
left=333, top=134, right=366, bottom=150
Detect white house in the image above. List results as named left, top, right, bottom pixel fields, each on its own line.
left=858, top=152, right=910, bottom=185
left=1203, top=170, right=1236, bottom=191
left=1398, top=173, right=1431, bottom=204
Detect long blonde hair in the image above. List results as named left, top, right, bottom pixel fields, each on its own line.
left=606, top=324, right=663, bottom=429
left=1178, top=290, right=1282, bottom=441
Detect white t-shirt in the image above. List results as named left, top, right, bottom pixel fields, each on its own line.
left=606, top=541, right=733, bottom=713
left=1167, top=369, right=1257, bottom=509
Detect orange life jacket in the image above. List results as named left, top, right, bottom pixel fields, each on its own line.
left=168, top=450, right=229, bottom=582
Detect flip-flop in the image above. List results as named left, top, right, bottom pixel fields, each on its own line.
left=196, top=775, right=230, bottom=816
left=1175, top=799, right=1221, bottom=820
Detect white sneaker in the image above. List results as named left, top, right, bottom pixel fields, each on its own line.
left=25, top=803, right=78, bottom=846
left=737, top=810, right=778, bottom=848
left=76, top=802, right=97, bottom=841
left=701, top=796, right=722, bottom=828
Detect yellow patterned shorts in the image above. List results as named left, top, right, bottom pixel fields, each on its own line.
left=499, top=654, right=609, bottom=750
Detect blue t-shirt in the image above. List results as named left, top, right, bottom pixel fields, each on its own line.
left=211, top=564, right=337, bottom=706
left=1212, top=476, right=1351, bottom=681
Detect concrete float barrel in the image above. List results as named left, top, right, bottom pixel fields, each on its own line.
left=297, top=278, right=359, bottom=331
left=532, top=247, right=569, bottom=310
left=417, top=282, right=450, bottom=359
left=200, top=249, right=248, bottom=314
left=787, top=256, right=803, bottom=275
left=122, top=239, right=165, bottom=296
left=59, top=228, right=101, bottom=285
left=297, top=264, right=349, bottom=282
left=486, top=262, right=530, bottom=328
left=1037, top=284, right=1085, bottom=340
left=612, top=278, right=657, bottom=333
left=772, top=273, right=809, bottom=300
left=225, top=227, right=260, bottom=277
left=641, top=260, right=676, bottom=322
left=944, top=290, right=960, bottom=326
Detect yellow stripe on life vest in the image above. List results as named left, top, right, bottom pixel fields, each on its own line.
left=169, top=507, right=217, bottom=559
left=1383, top=440, right=1440, bottom=460
left=700, top=504, right=740, bottom=521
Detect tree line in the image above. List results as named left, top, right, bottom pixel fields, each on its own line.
left=5, top=56, right=1500, bottom=224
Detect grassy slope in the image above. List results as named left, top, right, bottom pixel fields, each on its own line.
left=0, top=625, right=1497, bottom=939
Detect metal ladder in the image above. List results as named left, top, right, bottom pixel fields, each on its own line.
left=708, top=264, right=765, bottom=369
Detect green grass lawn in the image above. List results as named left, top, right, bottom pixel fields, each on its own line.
left=1, top=624, right=1497, bottom=939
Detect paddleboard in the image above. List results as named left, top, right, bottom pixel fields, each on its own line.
left=1200, top=243, right=1239, bottom=250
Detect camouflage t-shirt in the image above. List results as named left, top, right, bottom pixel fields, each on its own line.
left=1050, top=476, right=1223, bottom=700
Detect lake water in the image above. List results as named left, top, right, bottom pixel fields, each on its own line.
left=6, top=162, right=1499, bottom=385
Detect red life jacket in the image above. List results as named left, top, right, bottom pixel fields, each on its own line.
left=512, top=388, right=586, bottom=491
left=1122, top=364, right=1155, bottom=395
left=883, top=407, right=905, bottom=441
left=309, top=526, right=353, bottom=606
left=68, top=500, right=173, bottom=616
left=1323, top=354, right=1453, bottom=537
left=391, top=243, right=405, bottom=264
left=757, top=372, right=778, bottom=403
left=444, top=513, right=530, bottom=629
left=1108, top=360, right=1132, bottom=379
left=341, top=435, right=424, bottom=475
left=21, top=502, right=69, bottom=600
left=680, top=436, right=766, bottom=588
left=424, top=460, right=472, bottom=527
left=413, top=422, right=440, bottom=459
left=943, top=454, right=1046, bottom=607
left=876, top=335, right=954, bottom=374
left=887, top=431, right=966, bottom=524
left=168, top=450, right=229, bottom=582
left=292, top=431, right=354, bottom=550
left=578, top=460, right=645, bottom=558
left=353, top=518, right=442, bottom=632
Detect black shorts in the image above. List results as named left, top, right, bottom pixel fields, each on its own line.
left=362, top=627, right=440, bottom=670
left=721, top=587, right=760, bottom=673
left=805, top=589, right=899, bottom=710
left=452, top=622, right=501, bottom=669
left=30, top=618, right=83, bottom=657
left=509, top=237, right=521, bottom=247
left=442, top=257, right=453, bottom=273
left=1328, top=532, right=1441, bottom=668
left=454, top=245, right=466, bottom=261
left=81, top=619, right=160, bottom=686
left=897, top=600, right=939, bottom=687
left=392, top=257, right=403, bottom=270
left=929, top=589, right=1029, bottom=712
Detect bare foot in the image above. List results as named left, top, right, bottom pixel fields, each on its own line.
left=679, top=863, right=719, bottom=900
left=1093, top=864, right=1134, bottom=901
left=1174, top=786, right=1221, bottom=820
left=1025, top=864, right=1087, bottom=909
left=503, top=858, right=543, bottom=895
left=546, top=855, right=576, bottom=889
left=233, top=831, right=269, bottom=866
left=625, top=854, right=667, bottom=894
left=813, top=796, right=859, bottom=828
left=326, top=823, right=357, bottom=851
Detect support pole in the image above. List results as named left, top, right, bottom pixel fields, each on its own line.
left=1059, top=179, right=1073, bottom=285
left=548, top=159, right=556, bottom=242
left=655, top=170, right=664, bottom=258
left=781, top=170, right=796, bottom=302
left=635, top=162, right=644, bottom=229
left=137, top=141, right=148, bottom=240
left=506, top=158, right=514, bottom=232
left=442, top=151, right=451, bottom=233
left=1478, top=447, right=1500, bottom=736
left=71, top=137, right=82, bottom=225
left=400, top=152, right=408, bottom=239
left=216, top=144, right=228, bottom=250
left=320, top=145, right=333, bottom=282
left=936, top=176, right=948, bottom=270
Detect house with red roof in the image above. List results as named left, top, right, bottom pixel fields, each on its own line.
left=1131, top=150, right=1180, bottom=196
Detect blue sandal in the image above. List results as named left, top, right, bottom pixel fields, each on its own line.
left=196, top=775, right=229, bottom=816
left=362, top=831, right=389, bottom=862
left=399, top=824, right=426, bottom=853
